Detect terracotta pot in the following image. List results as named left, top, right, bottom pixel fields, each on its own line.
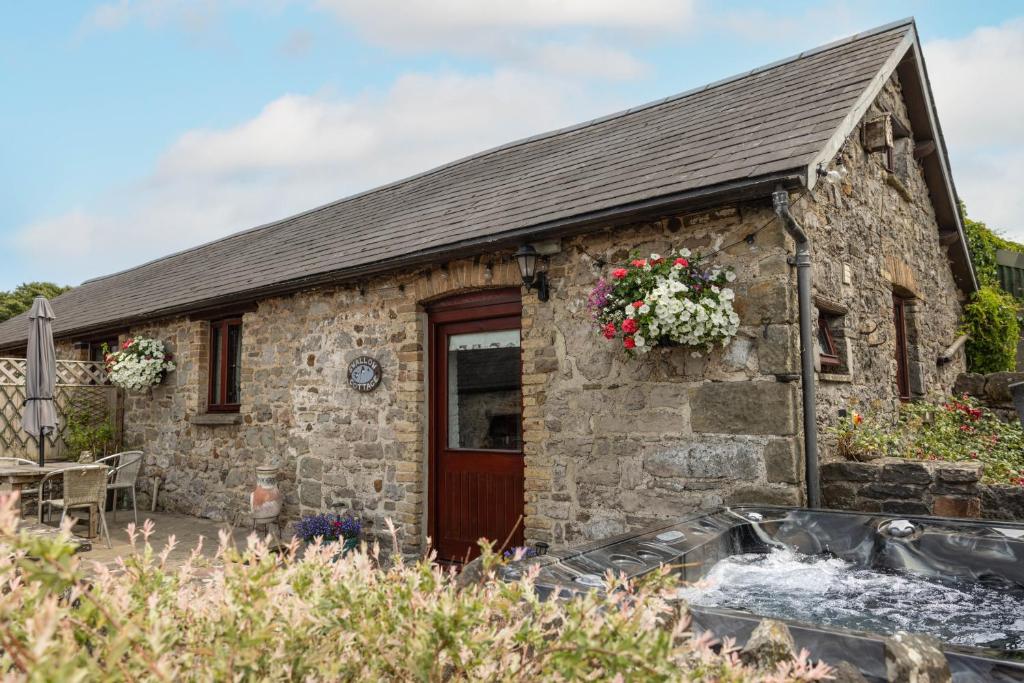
left=250, top=466, right=282, bottom=524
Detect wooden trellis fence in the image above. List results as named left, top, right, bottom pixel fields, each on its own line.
left=0, top=358, right=122, bottom=460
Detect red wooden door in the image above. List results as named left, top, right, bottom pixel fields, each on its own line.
left=428, top=289, right=524, bottom=563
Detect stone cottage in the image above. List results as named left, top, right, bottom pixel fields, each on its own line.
left=0, top=19, right=975, bottom=560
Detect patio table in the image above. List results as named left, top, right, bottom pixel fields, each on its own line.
left=0, top=461, right=81, bottom=495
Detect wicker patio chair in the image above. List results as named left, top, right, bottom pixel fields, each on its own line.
left=96, top=451, right=143, bottom=524
left=37, top=465, right=111, bottom=548
left=0, top=457, right=41, bottom=516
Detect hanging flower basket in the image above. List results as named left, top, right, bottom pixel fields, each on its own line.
left=587, top=250, right=740, bottom=355
left=103, top=337, right=176, bottom=391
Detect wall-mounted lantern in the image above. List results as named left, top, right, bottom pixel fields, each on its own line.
left=514, top=244, right=549, bottom=302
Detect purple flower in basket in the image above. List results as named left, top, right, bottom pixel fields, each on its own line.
left=295, top=513, right=361, bottom=543
left=587, top=278, right=614, bottom=320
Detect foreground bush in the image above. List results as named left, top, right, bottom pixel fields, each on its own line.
left=0, top=497, right=831, bottom=682
left=833, top=396, right=1024, bottom=485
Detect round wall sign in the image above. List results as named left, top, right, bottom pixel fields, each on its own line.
left=347, top=355, right=382, bottom=392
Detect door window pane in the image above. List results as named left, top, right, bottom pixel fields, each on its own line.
left=447, top=330, right=521, bottom=450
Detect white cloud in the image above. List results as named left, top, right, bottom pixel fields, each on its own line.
left=315, top=0, right=694, bottom=40
left=312, top=0, right=693, bottom=80
left=925, top=19, right=1024, bottom=239
left=83, top=0, right=290, bottom=36
left=9, top=70, right=617, bottom=285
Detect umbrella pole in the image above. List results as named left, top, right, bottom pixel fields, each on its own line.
left=38, top=434, right=45, bottom=467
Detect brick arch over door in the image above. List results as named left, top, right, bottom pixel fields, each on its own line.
left=413, top=261, right=522, bottom=304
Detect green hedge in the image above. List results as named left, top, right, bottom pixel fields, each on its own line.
left=961, top=285, right=1020, bottom=373
left=960, top=206, right=1022, bottom=372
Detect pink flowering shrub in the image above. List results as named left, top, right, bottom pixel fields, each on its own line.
left=0, top=496, right=833, bottom=681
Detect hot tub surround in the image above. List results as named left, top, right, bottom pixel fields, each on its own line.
left=822, top=457, right=1024, bottom=521
left=504, top=506, right=1024, bottom=682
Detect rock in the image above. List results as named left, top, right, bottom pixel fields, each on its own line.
left=934, top=464, right=981, bottom=484
left=881, top=460, right=932, bottom=485
left=454, top=556, right=486, bottom=590
left=830, top=661, right=869, bottom=683
left=952, top=372, right=985, bottom=398
left=643, top=439, right=762, bottom=480
left=880, top=499, right=930, bottom=515
left=931, top=495, right=980, bottom=519
left=727, top=485, right=801, bottom=506
left=739, top=619, right=796, bottom=669
left=763, top=438, right=801, bottom=484
left=689, top=381, right=797, bottom=436
left=820, top=461, right=879, bottom=482
left=885, top=632, right=951, bottom=682
left=983, top=372, right=1024, bottom=404
left=862, top=482, right=926, bottom=500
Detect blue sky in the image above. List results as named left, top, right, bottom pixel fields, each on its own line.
left=2, top=1, right=1022, bottom=290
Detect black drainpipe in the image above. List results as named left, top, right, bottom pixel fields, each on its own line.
left=772, top=187, right=820, bottom=508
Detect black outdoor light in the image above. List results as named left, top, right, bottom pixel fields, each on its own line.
left=514, top=244, right=549, bottom=302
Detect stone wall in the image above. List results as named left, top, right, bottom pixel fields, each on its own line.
left=798, top=73, right=966, bottom=455
left=822, top=458, right=1024, bottom=521
left=77, top=203, right=805, bottom=554
left=953, top=371, right=1024, bottom=423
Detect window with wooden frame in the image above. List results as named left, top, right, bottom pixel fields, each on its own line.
left=817, top=315, right=842, bottom=370
left=815, top=303, right=848, bottom=374
left=893, top=294, right=911, bottom=401
left=208, top=318, right=243, bottom=412
left=88, top=337, right=120, bottom=363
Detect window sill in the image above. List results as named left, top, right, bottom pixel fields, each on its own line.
left=190, top=413, right=243, bottom=426
left=819, top=372, right=853, bottom=383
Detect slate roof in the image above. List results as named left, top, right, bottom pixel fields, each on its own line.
left=0, top=18, right=971, bottom=349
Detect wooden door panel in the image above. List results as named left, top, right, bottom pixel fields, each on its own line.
left=437, top=456, right=524, bottom=560
left=428, top=290, right=524, bottom=563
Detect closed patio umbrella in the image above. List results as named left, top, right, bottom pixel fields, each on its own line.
left=22, top=297, right=57, bottom=466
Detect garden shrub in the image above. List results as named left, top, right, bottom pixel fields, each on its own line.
left=0, top=499, right=832, bottom=682
left=960, top=286, right=1020, bottom=373
left=832, top=397, right=1024, bottom=485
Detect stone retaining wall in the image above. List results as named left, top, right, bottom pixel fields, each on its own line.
left=822, top=458, right=1024, bottom=521
left=953, top=371, right=1024, bottom=423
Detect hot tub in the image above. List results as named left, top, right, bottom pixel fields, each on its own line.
left=502, top=506, right=1024, bottom=682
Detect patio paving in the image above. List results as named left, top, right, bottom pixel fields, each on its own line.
left=69, top=511, right=277, bottom=568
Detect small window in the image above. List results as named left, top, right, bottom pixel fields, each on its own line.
left=817, top=316, right=842, bottom=369
left=816, top=309, right=847, bottom=373
left=208, top=318, right=243, bottom=412
left=89, top=338, right=120, bottom=363
left=893, top=295, right=911, bottom=400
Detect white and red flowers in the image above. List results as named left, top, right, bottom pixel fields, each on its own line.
left=587, top=249, right=739, bottom=354
left=103, top=337, right=176, bottom=391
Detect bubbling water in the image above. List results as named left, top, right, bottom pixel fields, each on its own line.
left=678, top=547, right=1024, bottom=651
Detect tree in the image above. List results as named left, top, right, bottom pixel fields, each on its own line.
left=0, top=282, right=71, bottom=323
left=961, top=203, right=1024, bottom=288
left=959, top=205, right=1023, bottom=372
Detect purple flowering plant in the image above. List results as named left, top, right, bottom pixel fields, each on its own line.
left=502, top=546, right=538, bottom=561
left=295, top=513, right=361, bottom=543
